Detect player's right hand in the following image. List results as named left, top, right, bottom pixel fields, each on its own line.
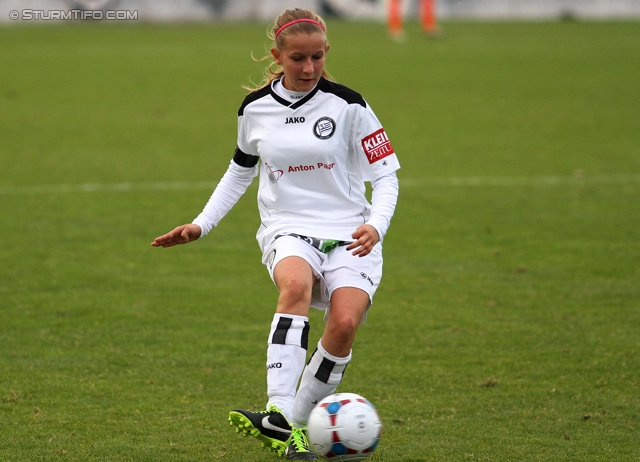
left=151, top=224, right=202, bottom=248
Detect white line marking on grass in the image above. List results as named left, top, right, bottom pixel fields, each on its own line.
left=1, top=174, right=639, bottom=195
left=0, top=181, right=219, bottom=195
left=401, top=173, right=640, bottom=187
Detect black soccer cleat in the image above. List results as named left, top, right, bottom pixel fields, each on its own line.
left=229, top=405, right=291, bottom=456
left=285, top=427, right=319, bottom=460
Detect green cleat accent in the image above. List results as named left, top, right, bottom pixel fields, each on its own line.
left=228, top=405, right=291, bottom=457
left=285, top=427, right=318, bottom=460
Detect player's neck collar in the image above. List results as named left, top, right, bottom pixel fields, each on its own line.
left=270, top=77, right=324, bottom=110
left=273, top=77, right=310, bottom=101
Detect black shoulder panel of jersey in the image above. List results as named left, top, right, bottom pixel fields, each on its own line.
left=318, top=78, right=367, bottom=108
left=238, top=85, right=272, bottom=117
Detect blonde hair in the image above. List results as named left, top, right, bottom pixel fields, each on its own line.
left=245, top=8, right=334, bottom=93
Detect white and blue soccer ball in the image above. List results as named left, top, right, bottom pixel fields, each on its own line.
left=307, top=392, right=382, bottom=461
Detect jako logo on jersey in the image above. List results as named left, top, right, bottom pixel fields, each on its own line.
left=285, top=117, right=305, bottom=124
left=313, top=117, right=336, bottom=140
left=362, top=128, right=395, bottom=164
left=267, top=362, right=282, bottom=370
left=265, top=162, right=284, bottom=184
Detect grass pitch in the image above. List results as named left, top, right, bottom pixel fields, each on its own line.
left=1, top=20, right=639, bottom=461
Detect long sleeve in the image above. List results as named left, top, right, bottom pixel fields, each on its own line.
left=365, top=172, right=399, bottom=240
left=191, top=160, right=258, bottom=237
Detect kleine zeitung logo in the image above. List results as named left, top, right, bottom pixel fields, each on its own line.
left=361, top=128, right=395, bottom=164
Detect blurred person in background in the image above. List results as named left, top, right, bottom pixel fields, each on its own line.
left=388, top=0, right=438, bottom=38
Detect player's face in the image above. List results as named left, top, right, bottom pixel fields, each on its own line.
left=272, top=32, right=329, bottom=93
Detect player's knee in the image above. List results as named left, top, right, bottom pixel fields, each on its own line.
left=279, top=277, right=311, bottom=304
left=329, top=316, right=359, bottom=348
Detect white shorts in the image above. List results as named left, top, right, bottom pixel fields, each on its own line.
left=261, top=235, right=384, bottom=320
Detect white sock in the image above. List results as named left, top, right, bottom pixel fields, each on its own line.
left=266, top=314, right=310, bottom=421
left=290, top=339, right=352, bottom=428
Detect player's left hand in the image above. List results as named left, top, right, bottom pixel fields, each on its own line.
left=347, top=224, right=379, bottom=257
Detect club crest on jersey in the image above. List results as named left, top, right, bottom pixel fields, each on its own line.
left=313, top=117, right=336, bottom=140
left=362, top=128, right=395, bottom=164
left=265, top=162, right=284, bottom=185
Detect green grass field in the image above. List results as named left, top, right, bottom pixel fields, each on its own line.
left=1, top=20, right=639, bottom=461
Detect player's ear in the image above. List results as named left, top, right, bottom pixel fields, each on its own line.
left=271, top=47, right=281, bottom=65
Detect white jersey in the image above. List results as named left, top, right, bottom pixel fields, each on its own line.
left=233, top=77, right=400, bottom=250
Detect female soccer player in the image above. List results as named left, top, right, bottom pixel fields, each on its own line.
left=152, top=8, right=400, bottom=460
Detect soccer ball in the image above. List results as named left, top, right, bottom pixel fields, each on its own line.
left=307, top=393, right=382, bottom=461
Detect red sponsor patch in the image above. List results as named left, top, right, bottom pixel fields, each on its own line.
left=361, top=128, right=395, bottom=164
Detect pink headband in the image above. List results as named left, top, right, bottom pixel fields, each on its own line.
left=275, top=19, right=325, bottom=39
